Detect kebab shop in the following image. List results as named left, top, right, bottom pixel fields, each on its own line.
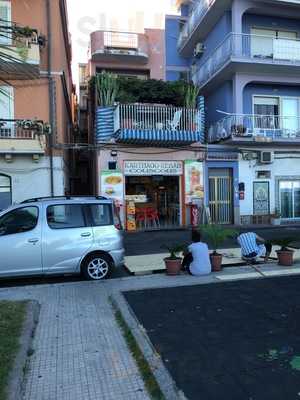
left=100, top=160, right=204, bottom=231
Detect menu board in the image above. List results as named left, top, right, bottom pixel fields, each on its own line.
left=126, top=201, right=136, bottom=231
left=185, top=160, right=204, bottom=204
left=100, top=170, right=124, bottom=206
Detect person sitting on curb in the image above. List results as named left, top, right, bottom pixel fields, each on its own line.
left=237, top=231, right=272, bottom=264
left=182, top=230, right=212, bottom=276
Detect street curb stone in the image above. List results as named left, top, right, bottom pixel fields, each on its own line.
left=7, top=300, right=40, bottom=400
left=112, top=290, right=187, bottom=400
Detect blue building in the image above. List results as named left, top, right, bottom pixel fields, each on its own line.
left=166, top=0, right=300, bottom=225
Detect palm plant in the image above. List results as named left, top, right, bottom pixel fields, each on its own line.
left=200, top=225, right=237, bottom=255
left=184, top=83, right=200, bottom=109
left=161, top=244, right=185, bottom=260
left=272, top=237, right=296, bottom=251
left=95, top=72, right=119, bottom=107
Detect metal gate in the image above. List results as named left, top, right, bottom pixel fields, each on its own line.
left=209, top=173, right=233, bottom=224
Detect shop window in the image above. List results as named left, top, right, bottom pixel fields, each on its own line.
left=0, top=174, right=11, bottom=211
left=279, top=180, right=300, bottom=219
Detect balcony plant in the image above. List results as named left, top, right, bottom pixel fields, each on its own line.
left=161, top=244, right=185, bottom=275
left=200, top=225, right=237, bottom=271
left=95, top=72, right=119, bottom=107
left=272, top=238, right=295, bottom=266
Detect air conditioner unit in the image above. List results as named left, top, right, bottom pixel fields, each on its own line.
left=194, top=43, right=205, bottom=57
left=260, top=151, right=274, bottom=164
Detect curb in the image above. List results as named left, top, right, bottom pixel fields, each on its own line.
left=111, top=291, right=187, bottom=400
left=7, top=300, right=40, bottom=400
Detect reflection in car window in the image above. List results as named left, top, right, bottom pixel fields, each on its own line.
left=90, top=204, right=113, bottom=226
left=0, top=207, right=38, bottom=236
left=47, top=205, right=85, bottom=229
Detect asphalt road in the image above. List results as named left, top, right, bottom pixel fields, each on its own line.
left=125, top=276, right=300, bottom=400
left=124, top=226, right=300, bottom=256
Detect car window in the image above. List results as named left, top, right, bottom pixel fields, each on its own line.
left=0, top=206, right=39, bottom=236
left=47, top=204, right=86, bottom=229
left=90, top=204, right=113, bottom=227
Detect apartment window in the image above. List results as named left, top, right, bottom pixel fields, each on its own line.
left=251, top=28, right=297, bottom=58
left=0, top=1, right=12, bottom=45
left=253, top=96, right=279, bottom=129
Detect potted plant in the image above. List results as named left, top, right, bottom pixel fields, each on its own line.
left=161, top=244, right=184, bottom=276
left=271, top=209, right=281, bottom=226
left=200, top=225, right=237, bottom=272
left=273, top=238, right=295, bottom=266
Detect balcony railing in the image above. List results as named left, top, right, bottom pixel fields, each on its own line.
left=208, top=113, right=300, bottom=143
left=114, top=104, right=202, bottom=133
left=193, top=33, right=300, bottom=88
left=178, top=0, right=215, bottom=51
left=0, top=119, right=49, bottom=138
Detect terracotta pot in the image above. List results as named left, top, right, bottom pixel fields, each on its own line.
left=276, top=250, right=294, bottom=267
left=164, top=258, right=182, bottom=276
left=210, top=253, right=223, bottom=272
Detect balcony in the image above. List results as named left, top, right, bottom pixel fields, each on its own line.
left=95, top=104, right=204, bottom=146
left=177, top=0, right=232, bottom=56
left=208, top=113, right=300, bottom=144
left=0, top=31, right=41, bottom=80
left=0, top=120, right=46, bottom=154
left=91, top=30, right=149, bottom=65
left=193, top=33, right=300, bottom=89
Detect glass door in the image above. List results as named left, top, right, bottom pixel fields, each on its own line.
left=280, top=181, right=300, bottom=219
left=281, top=98, right=299, bottom=136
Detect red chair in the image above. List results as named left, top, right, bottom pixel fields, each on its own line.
left=146, top=208, right=160, bottom=228
left=136, top=211, right=146, bottom=229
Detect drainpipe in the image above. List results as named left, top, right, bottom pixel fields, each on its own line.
left=46, top=0, right=54, bottom=196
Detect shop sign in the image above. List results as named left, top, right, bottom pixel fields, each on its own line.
left=185, top=160, right=204, bottom=204
left=100, top=170, right=124, bottom=205
left=124, top=161, right=183, bottom=176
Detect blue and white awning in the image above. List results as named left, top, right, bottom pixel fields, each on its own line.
left=116, top=128, right=204, bottom=146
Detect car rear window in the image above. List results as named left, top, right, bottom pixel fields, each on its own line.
left=47, top=204, right=85, bottom=229
left=90, top=204, right=113, bottom=226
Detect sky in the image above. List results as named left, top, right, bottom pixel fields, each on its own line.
left=66, top=0, right=177, bottom=85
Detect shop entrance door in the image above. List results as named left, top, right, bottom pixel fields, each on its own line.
left=125, top=175, right=181, bottom=230
left=208, top=169, right=233, bottom=224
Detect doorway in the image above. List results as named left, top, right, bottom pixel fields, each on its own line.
left=125, top=175, right=181, bottom=229
left=208, top=168, right=233, bottom=224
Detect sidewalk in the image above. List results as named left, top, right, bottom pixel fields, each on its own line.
left=1, top=263, right=300, bottom=400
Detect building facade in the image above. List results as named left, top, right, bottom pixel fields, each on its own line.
left=0, top=0, right=74, bottom=209
left=166, top=0, right=300, bottom=225
left=83, top=28, right=205, bottom=230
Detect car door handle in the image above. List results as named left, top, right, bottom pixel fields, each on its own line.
left=81, top=232, right=91, bottom=237
left=28, top=238, right=39, bottom=244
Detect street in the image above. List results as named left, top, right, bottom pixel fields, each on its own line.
left=124, top=226, right=300, bottom=256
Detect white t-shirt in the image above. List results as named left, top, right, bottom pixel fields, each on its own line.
left=188, top=242, right=212, bottom=276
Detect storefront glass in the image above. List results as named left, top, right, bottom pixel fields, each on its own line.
left=125, top=175, right=180, bottom=230
left=280, top=181, right=300, bottom=219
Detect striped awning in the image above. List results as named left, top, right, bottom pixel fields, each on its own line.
left=116, top=129, right=204, bottom=146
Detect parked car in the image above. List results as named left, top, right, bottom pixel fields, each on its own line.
left=0, top=196, right=124, bottom=280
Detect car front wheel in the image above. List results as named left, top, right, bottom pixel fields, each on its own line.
left=82, top=254, right=113, bottom=280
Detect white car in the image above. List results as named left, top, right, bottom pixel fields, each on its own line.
left=0, top=196, right=124, bottom=280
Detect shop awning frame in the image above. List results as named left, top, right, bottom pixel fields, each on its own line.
left=115, top=128, right=204, bottom=147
